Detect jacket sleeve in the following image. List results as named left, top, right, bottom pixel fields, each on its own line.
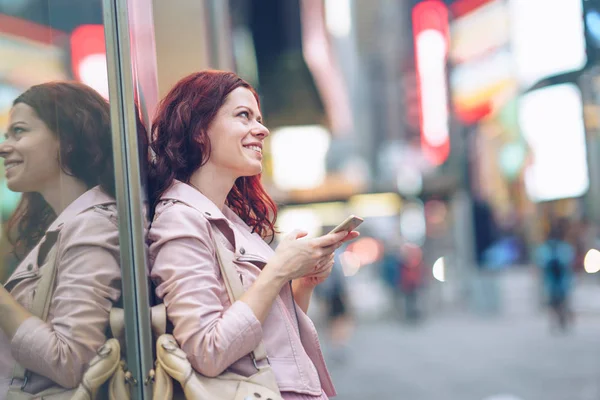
left=149, top=204, right=263, bottom=377
left=10, top=211, right=122, bottom=388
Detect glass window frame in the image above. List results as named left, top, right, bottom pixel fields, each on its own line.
left=103, top=0, right=154, bottom=398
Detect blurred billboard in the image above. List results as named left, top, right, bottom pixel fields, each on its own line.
left=520, top=83, right=589, bottom=202
left=449, top=0, right=517, bottom=124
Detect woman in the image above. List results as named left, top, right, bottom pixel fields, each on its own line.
left=148, top=70, right=358, bottom=399
left=0, top=82, right=122, bottom=398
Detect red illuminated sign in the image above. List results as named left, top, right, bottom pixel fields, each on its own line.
left=412, top=1, right=451, bottom=166
left=70, top=24, right=109, bottom=98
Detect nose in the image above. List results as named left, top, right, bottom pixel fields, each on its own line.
left=252, top=122, right=270, bottom=139
left=0, top=140, right=12, bottom=159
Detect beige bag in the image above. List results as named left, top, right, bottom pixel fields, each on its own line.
left=152, top=233, right=283, bottom=400
left=106, top=304, right=168, bottom=399
left=7, top=232, right=125, bottom=400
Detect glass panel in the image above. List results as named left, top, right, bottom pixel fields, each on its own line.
left=0, top=1, right=126, bottom=397
left=102, top=0, right=156, bottom=398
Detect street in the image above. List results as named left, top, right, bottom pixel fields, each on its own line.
left=315, top=271, right=600, bottom=400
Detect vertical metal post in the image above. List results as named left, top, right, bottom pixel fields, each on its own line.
left=207, top=0, right=235, bottom=71
left=102, top=0, right=154, bottom=398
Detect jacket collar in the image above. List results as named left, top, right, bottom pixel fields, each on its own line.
left=160, top=180, right=253, bottom=233
left=47, top=186, right=115, bottom=232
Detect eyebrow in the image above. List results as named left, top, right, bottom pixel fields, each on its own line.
left=234, top=105, right=263, bottom=122
left=4, top=121, right=27, bottom=139
left=8, top=121, right=27, bottom=130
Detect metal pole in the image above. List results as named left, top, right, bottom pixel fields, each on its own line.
left=102, top=0, right=154, bottom=398
left=207, top=0, right=235, bottom=71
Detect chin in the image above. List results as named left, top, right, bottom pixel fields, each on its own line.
left=5, top=174, right=40, bottom=193
left=5, top=179, right=26, bottom=193
left=241, top=165, right=262, bottom=177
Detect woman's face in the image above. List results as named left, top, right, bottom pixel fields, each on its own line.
left=205, top=87, right=269, bottom=178
left=0, top=103, right=61, bottom=193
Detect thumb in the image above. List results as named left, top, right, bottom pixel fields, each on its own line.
left=286, top=229, right=308, bottom=241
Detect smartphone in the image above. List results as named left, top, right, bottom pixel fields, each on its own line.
left=328, top=215, right=364, bottom=235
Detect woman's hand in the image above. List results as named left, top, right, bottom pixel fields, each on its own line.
left=301, top=230, right=360, bottom=285
left=243, top=230, right=347, bottom=322
left=244, top=229, right=360, bottom=321
left=297, top=253, right=335, bottom=288
left=265, top=230, right=348, bottom=284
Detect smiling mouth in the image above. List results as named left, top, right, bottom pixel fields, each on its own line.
left=243, top=145, right=262, bottom=154
left=5, top=161, right=22, bottom=171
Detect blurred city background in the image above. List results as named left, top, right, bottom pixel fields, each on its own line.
left=1, top=0, right=600, bottom=399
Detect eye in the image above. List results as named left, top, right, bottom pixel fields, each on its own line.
left=10, top=127, right=27, bottom=139
left=238, top=111, right=250, bottom=119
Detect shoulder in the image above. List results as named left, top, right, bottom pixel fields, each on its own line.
left=59, top=204, right=119, bottom=242
left=149, top=199, right=213, bottom=244
left=52, top=204, right=120, bottom=261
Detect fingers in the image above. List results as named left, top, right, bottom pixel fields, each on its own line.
left=313, top=231, right=347, bottom=248
left=341, top=231, right=361, bottom=243
left=314, top=253, right=335, bottom=273
left=309, top=259, right=335, bottom=279
left=316, top=230, right=360, bottom=249
left=315, top=254, right=333, bottom=268
left=286, top=229, right=308, bottom=241
left=322, top=239, right=345, bottom=254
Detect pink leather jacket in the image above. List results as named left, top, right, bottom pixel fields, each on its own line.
left=148, top=181, right=336, bottom=398
left=0, top=187, right=122, bottom=398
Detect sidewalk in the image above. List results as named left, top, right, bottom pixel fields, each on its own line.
left=318, top=312, right=600, bottom=400
left=311, top=266, right=600, bottom=400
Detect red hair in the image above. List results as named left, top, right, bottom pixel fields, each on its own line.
left=149, top=70, right=277, bottom=241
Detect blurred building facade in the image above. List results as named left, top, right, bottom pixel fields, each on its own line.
left=2, top=0, right=600, bottom=329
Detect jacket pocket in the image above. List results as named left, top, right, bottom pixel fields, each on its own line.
left=237, top=255, right=268, bottom=265
left=5, top=272, right=40, bottom=310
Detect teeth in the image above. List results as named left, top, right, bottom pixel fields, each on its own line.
left=5, top=162, right=21, bottom=170
left=245, top=145, right=262, bottom=154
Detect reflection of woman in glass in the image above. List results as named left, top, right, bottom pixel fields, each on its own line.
left=148, top=70, right=357, bottom=399
left=0, top=82, right=121, bottom=398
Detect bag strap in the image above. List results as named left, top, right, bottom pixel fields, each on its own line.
left=10, top=231, right=61, bottom=388
left=211, top=232, right=270, bottom=367
left=31, top=233, right=61, bottom=319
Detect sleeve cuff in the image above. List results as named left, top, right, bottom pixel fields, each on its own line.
left=230, top=300, right=263, bottom=346
left=10, top=316, right=46, bottom=364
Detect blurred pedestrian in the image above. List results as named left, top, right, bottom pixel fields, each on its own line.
left=400, top=243, right=424, bottom=323
left=535, top=218, right=575, bottom=332
left=401, top=263, right=422, bottom=322
left=381, top=244, right=404, bottom=315
left=473, top=197, right=498, bottom=269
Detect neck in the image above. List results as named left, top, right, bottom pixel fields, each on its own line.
left=188, top=163, right=237, bottom=211
left=41, top=174, right=89, bottom=215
